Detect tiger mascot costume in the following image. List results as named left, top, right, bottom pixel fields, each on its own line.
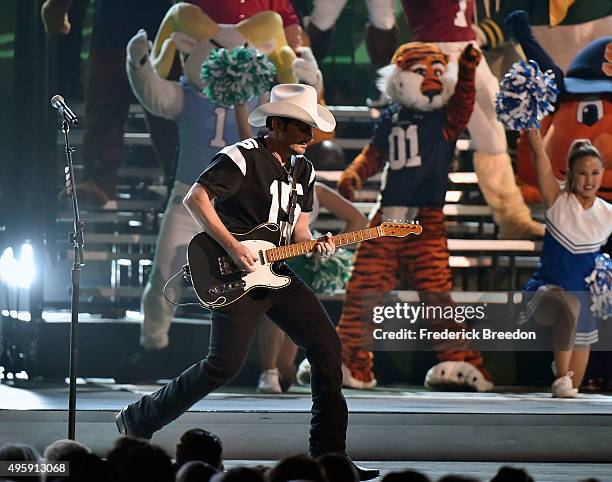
left=335, top=42, right=493, bottom=391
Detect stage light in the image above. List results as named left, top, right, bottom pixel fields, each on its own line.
left=0, top=246, right=17, bottom=287
left=17, top=242, right=36, bottom=289
left=0, top=243, right=36, bottom=290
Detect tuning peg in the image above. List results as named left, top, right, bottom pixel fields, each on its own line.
left=416, top=220, right=420, bottom=225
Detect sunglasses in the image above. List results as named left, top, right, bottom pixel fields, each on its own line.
left=281, top=117, right=313, bottom=134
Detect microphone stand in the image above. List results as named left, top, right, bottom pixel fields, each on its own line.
left=59, top=115, right=85, bottom=440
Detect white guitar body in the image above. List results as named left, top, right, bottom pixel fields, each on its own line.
left=240, top=239, right=291, bottom=291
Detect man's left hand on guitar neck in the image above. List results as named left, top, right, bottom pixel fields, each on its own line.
left=314, top=232, right=335, bottom=258
left=293, top=211, right=335, bottom=258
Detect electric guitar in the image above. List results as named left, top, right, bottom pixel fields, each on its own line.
left=187, top=221, right=423, bottom=308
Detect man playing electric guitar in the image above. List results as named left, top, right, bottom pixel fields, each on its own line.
left=115, top=83, right=379, bottom=480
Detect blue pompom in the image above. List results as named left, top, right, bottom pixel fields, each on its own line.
left=200, top=46, right=276, bottom=108
left=585, top=253, right=612, bottom=320
left=495, top=60, right=558, bottom=130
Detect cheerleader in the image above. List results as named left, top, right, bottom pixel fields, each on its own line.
left=523, top=129, right=611, bottom=397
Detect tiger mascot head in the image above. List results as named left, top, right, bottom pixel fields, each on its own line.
left=377, top=42, right=458, bottom=111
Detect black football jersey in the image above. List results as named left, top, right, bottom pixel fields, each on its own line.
left=197, top=136, right=315, bottom=238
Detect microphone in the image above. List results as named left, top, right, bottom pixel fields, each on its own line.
left=51, top=95, right=79, bottom=126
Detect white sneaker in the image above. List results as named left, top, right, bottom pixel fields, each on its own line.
left=296, top=358, right=311, bottom=386
left=551, top=371, right=578, bottom=398
left=297, top=359, right=378, bottom=390
left=257, top=368, right=282, bottom=394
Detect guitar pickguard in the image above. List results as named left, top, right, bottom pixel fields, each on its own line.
left=188, top=226, right=291, bottom=308
left=240, top=239, right=291, bottom=290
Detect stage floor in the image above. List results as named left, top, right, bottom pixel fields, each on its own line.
left=1, top=381, right=612, bottom=470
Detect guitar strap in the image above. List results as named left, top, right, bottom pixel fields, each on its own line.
left=283, top=155, right=299, bottom=247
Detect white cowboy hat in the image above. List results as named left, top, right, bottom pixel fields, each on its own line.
left=248, top=84, right=336, bottom=132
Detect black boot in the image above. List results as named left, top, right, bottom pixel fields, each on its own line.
left=306, top=21, right=334, bottom=62
left=115, top=406, right=152, bottom=441
left=351, top=462, right=380, bottom=481
left=364, top=23, right=397, bottom=68
left=312, top=455, right=380, bottom=481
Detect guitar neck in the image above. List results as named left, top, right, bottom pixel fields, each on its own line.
left=265, top=226, right=382, bottom=263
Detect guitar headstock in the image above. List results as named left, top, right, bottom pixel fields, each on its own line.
left=380, top=220, right=423, bottom=237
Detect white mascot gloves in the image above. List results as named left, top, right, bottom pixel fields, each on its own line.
left=127, top=29, right=153, bottom=69
left=293, top=47, right=324, bottom=94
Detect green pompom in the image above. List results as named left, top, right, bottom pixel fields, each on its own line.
left=302, top=248, right=355, bottom=295
left=200, top=46, right=276, bottom=108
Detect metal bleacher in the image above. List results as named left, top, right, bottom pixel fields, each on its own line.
left=51, top=104, right=544, bottom=313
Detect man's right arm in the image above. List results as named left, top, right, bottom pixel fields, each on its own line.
left=183, top=184, right=257, bottom=272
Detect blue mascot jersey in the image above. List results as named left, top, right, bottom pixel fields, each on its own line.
left=372, top=103, right=454, bottom=207
left=175, top=77, right=258, bottom=184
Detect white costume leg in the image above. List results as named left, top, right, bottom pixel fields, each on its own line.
left=439, top=41, right=544, bottom=238
left=365, top=0, right=396, bottom=30
left=141, top=181, right=201, bottom=349
left=470, top=54, right=544, bottom=238
left=310, top=0, right=348, bottom=31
